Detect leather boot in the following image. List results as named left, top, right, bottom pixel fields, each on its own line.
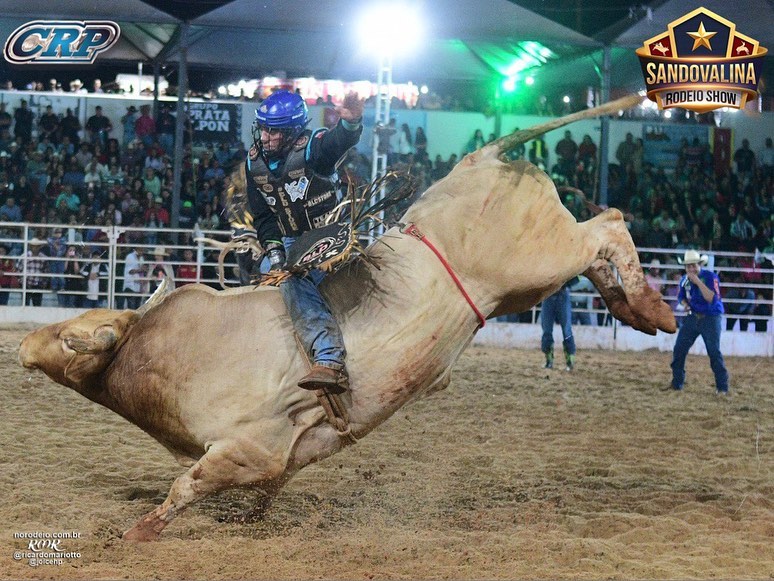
left=298, top=365, right=349, bottom=395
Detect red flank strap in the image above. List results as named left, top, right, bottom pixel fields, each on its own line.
left=403, top=223, right=486, bottom=328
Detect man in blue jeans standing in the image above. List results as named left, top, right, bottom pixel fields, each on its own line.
left=540, top=278, right=577, bottom=371
left=667, top=249, right=729, bottom=395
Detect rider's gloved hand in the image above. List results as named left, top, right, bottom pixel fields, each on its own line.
left=266, top=242, right=286, bottom=271
left=231, top=226, right=257, bottom=253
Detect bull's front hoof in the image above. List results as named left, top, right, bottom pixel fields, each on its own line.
left=122, top=520, right=162, bottom=542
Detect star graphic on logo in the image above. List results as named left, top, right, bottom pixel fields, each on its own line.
left=687, top=21, right=717, bottom=51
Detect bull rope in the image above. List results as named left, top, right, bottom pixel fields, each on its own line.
left=293, top=334, right=358, bottom=444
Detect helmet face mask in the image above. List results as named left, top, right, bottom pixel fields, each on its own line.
left=253, top=91, right=309, bottom=161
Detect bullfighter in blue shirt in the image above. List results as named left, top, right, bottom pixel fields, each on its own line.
left=667, top=249, right=729, bottom=395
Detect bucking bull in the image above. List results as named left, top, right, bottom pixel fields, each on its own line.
left=19, top=95, right=675, bottom=541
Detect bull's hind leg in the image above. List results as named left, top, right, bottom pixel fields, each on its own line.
left=583, top=209, right=676, bottom=335
left=122, top=442, right=286, bottom=541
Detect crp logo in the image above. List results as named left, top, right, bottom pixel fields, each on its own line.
left=4, top=20, right=120, bottom=65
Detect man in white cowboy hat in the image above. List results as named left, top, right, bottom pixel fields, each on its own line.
left=148, top=246, right=175, bottom=293
left=666, top=249, right=729, bottom=395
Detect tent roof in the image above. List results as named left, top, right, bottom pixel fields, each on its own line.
left=0, top=1, right=599, bottom=83
left=604, top=0, right=774, bottom=48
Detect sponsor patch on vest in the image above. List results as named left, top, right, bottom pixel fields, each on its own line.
left=285, top=176, right=310, bottom=202
left=261, top=184, right=274, bottom=193
left=263, top=195, right=276, bottom=206
left=252, top=175, right=268, bottom=185
left=287, top=169, right=305, bottom=179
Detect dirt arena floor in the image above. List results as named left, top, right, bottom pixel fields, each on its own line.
left=0, top=324, right=771, bottom=580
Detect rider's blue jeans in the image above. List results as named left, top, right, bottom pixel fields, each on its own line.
left=279, top=237, right=346, bottom=371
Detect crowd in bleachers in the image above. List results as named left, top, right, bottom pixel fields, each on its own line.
left=0, top=94, right=771, bottom=325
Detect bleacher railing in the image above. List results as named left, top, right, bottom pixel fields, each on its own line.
left=1, top=221, right=772, bottom=333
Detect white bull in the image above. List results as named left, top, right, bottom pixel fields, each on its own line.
left=19, top=96, right=675, bottom=541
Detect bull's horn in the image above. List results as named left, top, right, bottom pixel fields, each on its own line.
left=493, top=94, right=644, bottom=155
left=136, top=276, right=172, bottom=317
left=66, top=329, right=117, bottom=354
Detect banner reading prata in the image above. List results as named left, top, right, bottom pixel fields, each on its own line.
left=636, top=7, right=767, bottom=112
left=188, top=103, right=242, bottom=145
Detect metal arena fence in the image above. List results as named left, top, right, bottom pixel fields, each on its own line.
left=1, top=221, right=772, bottom=334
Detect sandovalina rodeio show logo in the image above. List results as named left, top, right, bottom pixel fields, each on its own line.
left=636, top=6, right=767, bottom=113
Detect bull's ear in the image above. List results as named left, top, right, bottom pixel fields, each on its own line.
left=65, top=327, right=117, bottom=354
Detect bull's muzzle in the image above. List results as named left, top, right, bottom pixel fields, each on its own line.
left=18, top=337, right=37, bottom=369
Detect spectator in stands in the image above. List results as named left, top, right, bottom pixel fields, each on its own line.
left=203, top=159, right=225, bottom=182
left=0, top=103, right=11, bottom=138
left=69, top=79, right=86, bottom=94
left=374, top=119, right=397, bottom=164
left=60, top=245, right=86, bottom=307
left=60, top=108, right=81, bottom=147
left=578, top=134, right=596, bottom=168
left=615, top=132, right=636, bottom=172
left=19, top=237, right=49, bottom=306
left=55, top=184, right=80, bottom=214
left=148, top=246, right=175, bottom=292
left=729, top=210, right=757, bottom=251
left=144, top=147, right=165, bottom=172
left=92, top=78, right=104, bottom=94
left=733, top=139, right=755, bottom=185
left=135, top=105, right=156, bottom=149
left=156, top=105, right=176, bottom=155
left=0, top=244, right=15, bottom=305
left=83, top=159, right=104, bottom=191
left=554, top=130, right=578, bottom=180
left=37, top=105, right=59, bottom=144
left=85, top=106, right=113, bottom=150
left=175, top=248, right=198, bottom=286
left=397, top=123, right=413, bottom=163
left=528, top=138, right=548, bottom=170
left=666, top=249, right=729, bottom=395
left=196, top=203, right=220, bottom=230
left=142, top=167, right=161, bottom=198
left=645, top=258, right=666, bottom=294
left=465, top=129, right=485, bottom=154
left=414, top=127, right=427, bottom=158
left=121, top=105, right=138, bottom=147
left=80, top=250, right=109, bottom=307
left=122, top=245, right=146, bottom=309
left=0, top=197, right=22, bottom=222
left=13, top=100, right=33, bottom=145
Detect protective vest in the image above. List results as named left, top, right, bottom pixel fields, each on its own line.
left=247, top=131, right=339, bottom=237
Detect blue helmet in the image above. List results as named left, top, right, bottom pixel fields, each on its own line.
left=254, top=90, right=308, bottom=130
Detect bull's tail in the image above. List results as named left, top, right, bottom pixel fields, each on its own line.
left=582, top=209, right=676, bottom=335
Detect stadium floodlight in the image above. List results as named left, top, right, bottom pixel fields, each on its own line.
left=525, top=76, right=535, bottom=86
left=357, top=3, right=423, bottom=55
left=420, top=85, right=428, bottom=94
left=563, top=95, right=571, bottom=104
left=217, top=86, right=226, bottom=95
left=503, top=76, right=517, bottom=93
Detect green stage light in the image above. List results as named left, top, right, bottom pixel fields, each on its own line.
left=502, top=76, right=517, bottom=93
